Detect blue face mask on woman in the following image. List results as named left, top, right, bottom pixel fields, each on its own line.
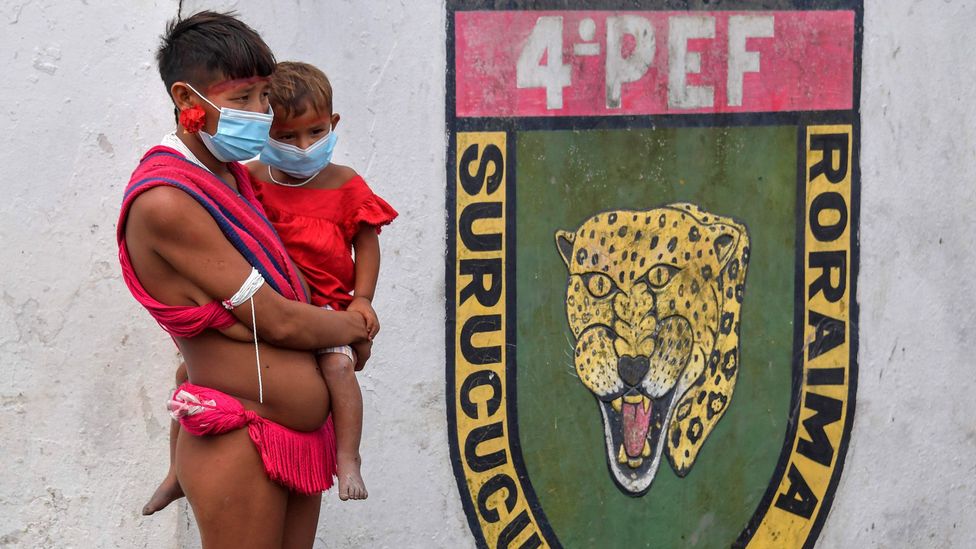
left=185, top=83, right=273, bottom=163
left=260, top=128, right=338, bottom=179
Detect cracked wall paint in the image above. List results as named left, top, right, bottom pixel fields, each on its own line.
left=0, top=1, right=973, bottom=548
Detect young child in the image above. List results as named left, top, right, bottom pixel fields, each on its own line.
left=249, top=61, right=397, bottom=501
left=143, top=61, right=395, bottom=513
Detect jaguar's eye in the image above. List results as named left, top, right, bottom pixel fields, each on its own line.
left=582, top=272, right=616, bottom=298
left=647, top=264, right=681, bottom=288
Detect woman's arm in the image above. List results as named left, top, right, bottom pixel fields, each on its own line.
left=128, top=186, right=368, bottom=349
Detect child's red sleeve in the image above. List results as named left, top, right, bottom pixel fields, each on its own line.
left=343, top=180, right=398, bottom=239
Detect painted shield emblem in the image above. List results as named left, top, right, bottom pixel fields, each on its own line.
left=447, top=2, right=860, bottom=548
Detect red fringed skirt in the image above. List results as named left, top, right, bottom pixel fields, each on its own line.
left=168, top=382, right=336, bottom=494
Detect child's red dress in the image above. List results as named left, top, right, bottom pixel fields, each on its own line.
left=252, top=174, right=398, bottom=310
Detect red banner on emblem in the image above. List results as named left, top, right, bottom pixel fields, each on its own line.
left=455, top=11, right=854, bottom=117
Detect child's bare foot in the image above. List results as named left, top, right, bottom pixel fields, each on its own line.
left=142, top=470, right=184, bottom=515
left=337, top=453, right=368, bottom=501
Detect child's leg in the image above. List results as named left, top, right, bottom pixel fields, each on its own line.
left=143, top=362, right=188, bottom=515
left=318, top=350, right=367, bottom=501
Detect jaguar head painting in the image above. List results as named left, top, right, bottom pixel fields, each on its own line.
left=555, top=203, right=750, bottom=495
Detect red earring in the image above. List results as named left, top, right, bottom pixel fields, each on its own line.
left=179, top=105, right=207, bottom=133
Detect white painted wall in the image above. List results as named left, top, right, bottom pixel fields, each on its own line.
left=818, top=1, right=976, bottom=547
left=0, top=1, right=972, bottom=548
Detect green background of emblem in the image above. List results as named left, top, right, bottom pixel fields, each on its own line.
left=515, top=126, right=797, bottom=547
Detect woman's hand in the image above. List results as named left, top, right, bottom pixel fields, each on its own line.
left=347, top=296, right=379, bottom=340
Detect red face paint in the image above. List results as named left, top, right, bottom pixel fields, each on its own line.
left=206, top=75, right=270, bottom=95
left=275, top=113, right=332, bottom=132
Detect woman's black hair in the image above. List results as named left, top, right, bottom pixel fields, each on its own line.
left=156, top=10, right=276, bottom=93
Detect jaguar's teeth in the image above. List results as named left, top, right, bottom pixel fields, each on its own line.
left=617, top=444, right=627, bottom=464
left=642, top=439, right=652, bottom=457
left=623, top=394, right=643, bottom=404
left=611, top=397, right=623, bottom=413
left=627, top=457, right=643, bottom=468
left=642, top=396, right=651, bottom=413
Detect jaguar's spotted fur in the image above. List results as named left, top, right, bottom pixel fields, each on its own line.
left=555, top=203, right=749, bottom=494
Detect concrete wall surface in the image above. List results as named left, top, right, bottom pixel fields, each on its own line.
left=0, top=1, right=972, bottom=548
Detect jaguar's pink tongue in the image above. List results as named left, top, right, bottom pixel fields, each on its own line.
left=622, top=399, right=652, bottom=458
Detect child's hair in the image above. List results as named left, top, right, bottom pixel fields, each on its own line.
left=156, top=10, right=276, bottom=92
left=268, top=62, right=334, bottom=120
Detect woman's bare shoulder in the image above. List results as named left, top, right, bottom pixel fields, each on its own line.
left=129, top=185, right=207, bottom=232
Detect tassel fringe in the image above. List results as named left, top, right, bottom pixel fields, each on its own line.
left=249, top=416, right=337, bottom=494
left=171, top=383, right=337, bottom=494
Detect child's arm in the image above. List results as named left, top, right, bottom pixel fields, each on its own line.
left=348, top=226, right=381, bottom=339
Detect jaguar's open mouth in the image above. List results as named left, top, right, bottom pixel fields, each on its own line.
left=597, top=387, right=678, bottom=495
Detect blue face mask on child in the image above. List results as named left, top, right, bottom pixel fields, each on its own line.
left=260, top=128, right=338, bottom=179
left=185, top=82, right=273, bottom=163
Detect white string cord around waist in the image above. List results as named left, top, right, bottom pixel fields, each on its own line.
left=223, top=268, right=266, bottom=403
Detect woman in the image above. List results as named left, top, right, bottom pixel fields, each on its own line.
left=118, top=11, right=369, bottom=547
